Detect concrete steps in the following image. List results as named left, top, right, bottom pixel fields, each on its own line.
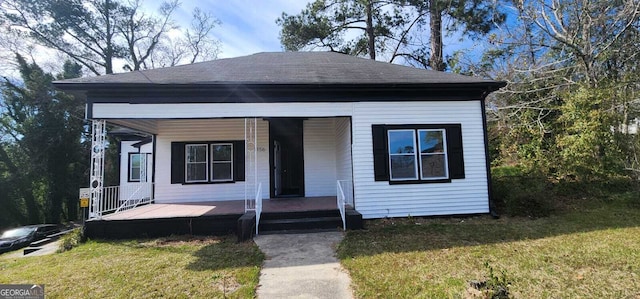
left=22, top=228, right=76, bottom=255
left=258, top=209, right=362, bottom=232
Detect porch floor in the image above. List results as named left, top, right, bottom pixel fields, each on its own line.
left=100, top=196, right=339, bottom=221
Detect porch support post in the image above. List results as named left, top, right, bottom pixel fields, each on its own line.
left=89, top=120, right=107, bottom=219
left=244, top=118, right=258, bottom=212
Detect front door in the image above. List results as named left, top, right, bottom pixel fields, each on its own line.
left=270, top=119, right=304, bottom=198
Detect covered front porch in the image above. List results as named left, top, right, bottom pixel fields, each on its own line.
left=101, top=196, right=341, bottom=220
left=86, top=115, right=360, bottom=239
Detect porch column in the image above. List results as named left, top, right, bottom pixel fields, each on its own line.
left=244, top=118, right=258, bottom=211
left=89, top=120, right=107, bottom=219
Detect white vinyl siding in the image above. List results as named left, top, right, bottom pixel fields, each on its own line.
left=115, top=100, right=488, bottom=219
left=119, top=141, right=153, bottom=200
left=303, top=118, right=338, bottom=197
left=120, top=141, right=153, bottom=186
left=154, top=119, right=270, bottom=203
left=352, top=100, right=489, bottom=219
left=335, top=118, right=353, bottom=179
left=153, top=117, right=352, bottom=203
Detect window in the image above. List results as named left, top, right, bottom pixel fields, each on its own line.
left=186, top=144, right=208, bottom=182
left=418, top=129, right=448, bottom=179
left=388, top=130, right=418, bottom=180
left=211, top=144, right=233, bottom=181
left=372, top=124, right=464, bottom=184
left=129, top=153, right=141, bottom=182
left=171, top=141, right=245, bottom=184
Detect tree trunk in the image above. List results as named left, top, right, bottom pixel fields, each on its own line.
left=366, top=0, right=376, bottom=60
left=429, top=0, right=445, bottom=71
left=104, top=0, right=115, bottom=74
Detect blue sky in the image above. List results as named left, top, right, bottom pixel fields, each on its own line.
left=169, top=1, right=309, bottom=58
left=161, top=1, right=497, bottom=63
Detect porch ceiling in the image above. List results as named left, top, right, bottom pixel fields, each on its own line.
left=105, top=116, right=350, bottom=135
left=108, top=119, right=159, bottom=134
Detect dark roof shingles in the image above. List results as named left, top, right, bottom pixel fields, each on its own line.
left=55, top=52, right=495, bottom=86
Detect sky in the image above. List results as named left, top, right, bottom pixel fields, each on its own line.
left=168, top=1, right=310, bottom=59
left=156, top=0, right=494, bottom=62
left=0, top=0, right=504, bottom=77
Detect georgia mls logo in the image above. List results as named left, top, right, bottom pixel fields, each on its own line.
left=29, top=285, right=44, bottom=297
left=0, top=284, right=44, bottom=299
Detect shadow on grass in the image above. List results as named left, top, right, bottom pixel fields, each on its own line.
left=185, top=235, right=264, bottom=272
left=102, top=235, right=264, bottom=272
left=338, top=198, right=640, bottom=258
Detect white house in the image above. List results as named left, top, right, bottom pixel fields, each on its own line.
left=109, top=127, right=154, bottom=202
left=54, top=52, right=505, bottom=233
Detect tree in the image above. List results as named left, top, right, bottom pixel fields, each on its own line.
left=146, top=7, right=222, bottom=68
left=0, top=0, right=221, bottom=75
left=417, top=0, right=506, bottom=70
left=277, top=0, right=504, bottom=70
left=471, top=0, right=640, bottom=181
left=0, top=54, right=87, bottom=225
left=276, top=0, right=399, bottom=60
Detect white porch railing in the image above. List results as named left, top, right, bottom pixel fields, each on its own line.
left=337, top=180, right=348, bottom=230
left=95, top=182, right=154, bottom=216
left=255, top=183, right=263, bottom=235
left=337, top=180, right=353, bottom=207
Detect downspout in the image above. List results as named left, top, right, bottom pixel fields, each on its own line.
left=480, top=96, right=499, bottom=219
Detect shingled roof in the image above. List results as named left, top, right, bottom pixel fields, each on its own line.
left=55, top=51, right=500, bottom=86
left=54, top=52, right=505, bottom=104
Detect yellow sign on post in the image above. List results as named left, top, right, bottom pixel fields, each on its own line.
left=79, top=188, right=90, bottom=208
left=80, top=198, right=89, bottom=208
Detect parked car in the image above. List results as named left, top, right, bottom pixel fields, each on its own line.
left=0, top=225, right=59, bottom=254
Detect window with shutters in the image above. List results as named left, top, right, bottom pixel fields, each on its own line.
left=373, top=124, right=464, bottom=184
left=172, top=141, right=245, bottom=184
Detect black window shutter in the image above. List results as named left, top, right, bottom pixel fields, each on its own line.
left=233, top=141, right=245, bottom=181
left=170, top=142, right=185, bottom=184
left=445, top=124, right=465, bottom=179
left=371, top=125, right=389, bottom=181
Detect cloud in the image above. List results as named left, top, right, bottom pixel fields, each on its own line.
left=171, top=1, right=310, bottom=58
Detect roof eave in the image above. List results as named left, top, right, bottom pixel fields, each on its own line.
left=54, top=81, right=506, bottom=92
left=54, top=81, right=506, bottom=103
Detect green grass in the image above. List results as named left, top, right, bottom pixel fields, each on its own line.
left=338, top=196, right=640, bottom=298
left=0, top=235, right=263, bottom=298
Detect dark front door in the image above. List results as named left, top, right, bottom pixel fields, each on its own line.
left=270, top=119, right=304, bottom=197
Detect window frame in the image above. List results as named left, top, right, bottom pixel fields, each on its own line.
left=185, top=144, right=209, bottom=183
left=373, top=124, right=463, bottom=185
left=210, top=143, right=234, bottom=182
left=128, top=153, right=142, bottom=182
left=417, top=129, right=449, bottom=180
left=180, top=142, right=238, bottom=184
left=387, top=129, right=419, bottom=181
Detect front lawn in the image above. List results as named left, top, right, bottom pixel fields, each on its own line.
left=0, top=235, right=263, bottom=298
left=338, top=195, right=640, bottom=298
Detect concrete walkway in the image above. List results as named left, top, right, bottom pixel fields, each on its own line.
left=1, top=240, right=61, bottom=259
left=253, top=231, right=354, bottom=299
